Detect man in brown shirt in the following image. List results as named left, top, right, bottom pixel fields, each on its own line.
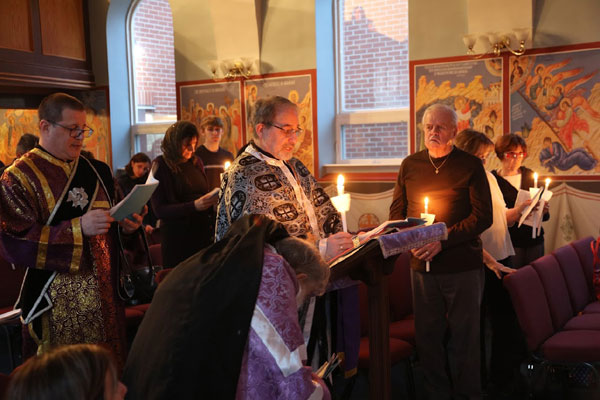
left=390, top=104, right=492, bottom=399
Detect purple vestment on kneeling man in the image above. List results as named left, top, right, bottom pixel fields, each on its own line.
left=236, top=247, right=330, bottom=400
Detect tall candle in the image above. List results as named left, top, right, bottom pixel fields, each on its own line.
left=337, top=174, right=345, bottom=196
left=545, top=178, right=551, bottom=191
left=424, top=196, right=429, bottom=214
left=533, top=172, right=538, bottom=189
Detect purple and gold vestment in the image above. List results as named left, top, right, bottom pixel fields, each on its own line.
left=0, top=148, right=126, bottom=365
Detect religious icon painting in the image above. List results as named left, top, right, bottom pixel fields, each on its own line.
left=79, top=88, right=112, bottom=166
left=411, top=57, right=504, bottom=160
left=0, top=108, right=39, bottom=166
left=0, top=88, right=112, bottom=167
left=509, top=45, right=600, bottom=178
left=177, top=80, right=243, bottom=157
left=243, top=70, right=317, bottom=175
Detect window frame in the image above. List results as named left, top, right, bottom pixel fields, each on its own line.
left=126, top=0, right=177, bottom=157
left=333, top=0, right=410, bottom=165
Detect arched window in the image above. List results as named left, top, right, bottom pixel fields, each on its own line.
left=335, top=0, right=409, bottom=162
left=128, top=0, right=176, bottom=160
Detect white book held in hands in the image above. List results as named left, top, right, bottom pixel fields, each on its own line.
left=110, top=168, right=159, bottom=221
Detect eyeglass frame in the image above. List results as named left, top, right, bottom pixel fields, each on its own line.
left=503, top=151, right=527, bottom=159
left=266, top=122, right=303, bottom=138
left=46, top=120, right=94, bottom=139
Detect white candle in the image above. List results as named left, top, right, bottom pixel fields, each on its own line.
left=337, top=174, right=344, bottom=196
left=533, top=172, right=538, bottom=189
left=424, top=196, right=429, bottom=214
left=545, top=178, right=551, bottom=191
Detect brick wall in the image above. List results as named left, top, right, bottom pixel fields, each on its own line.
left=132, top=0, right=176, bottom=118
left=344, top=122, right=408, bottom=159
left=341, top=0, right=409, bottom=159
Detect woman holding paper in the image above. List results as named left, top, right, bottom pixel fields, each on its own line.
left=491, top=134, right=550, bottom=268
left=151, top=121, right=219, bottom=268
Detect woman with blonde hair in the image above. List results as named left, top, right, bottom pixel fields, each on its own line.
left=151, top=121, right=219, bottom=268
left=6, top=344, right=126, bottom=400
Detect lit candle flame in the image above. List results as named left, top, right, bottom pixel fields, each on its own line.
left=533, top=172, right=538, bottom=188
left=424, top=196, right=429, bottom=214
left=224, top=161, right=231, bottom=170
left=337, top=174, right=345, bottom=196
left=545, top=177, right=551, bottom=191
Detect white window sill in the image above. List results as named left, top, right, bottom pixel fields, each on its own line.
left=321, top=162, right=401, bottom=180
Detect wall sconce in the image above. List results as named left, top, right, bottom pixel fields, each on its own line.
left=209, top=58, right=256, bottom=80
left=463, top=28, right=530, bottom=57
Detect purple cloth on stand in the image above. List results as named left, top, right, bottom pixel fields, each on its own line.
left=377, top=222, right=448, bottom=258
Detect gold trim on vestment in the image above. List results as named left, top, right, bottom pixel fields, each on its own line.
left=31, top=148, right=71, bottom=175
left=36, top=225, right=50, bottom=269
left=70, top=217, right=83, bottom=274
left=5, top=165, right=36, bottom=201
left=27, top=322, right=40, bottom=350
left=29, top=314, right=52, bottom=355
left=22, top=157, right=56, bottom=213
left=93, top=200, right=110, bottom=209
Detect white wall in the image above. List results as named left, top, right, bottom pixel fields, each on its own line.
left=408, top=0, right=600, bottom=60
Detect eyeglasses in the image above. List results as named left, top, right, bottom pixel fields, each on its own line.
left=267, top=122, right=303, bottom=138
left=47, top=120, right=94, bottom=139
left=504, top=151, right=526, bottom=159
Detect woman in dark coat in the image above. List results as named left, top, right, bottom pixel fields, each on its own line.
left=151, top=121, right=219, bottom=268
left=491, top=134, right=550, bottom=268
left=116, top=152, right=157, bottom=230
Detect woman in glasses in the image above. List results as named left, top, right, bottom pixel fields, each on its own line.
left=151, top=121, right=219, bottom=268
left=491, top=133, right=550, bottom=268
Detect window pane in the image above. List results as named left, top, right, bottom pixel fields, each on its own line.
left=343, top=122, right=408, bottom=159
left=340, top=0, right=409, bottom=111
left=136, top=133, right=164, bottom=161
left=131, top=0, right=177, bottom=123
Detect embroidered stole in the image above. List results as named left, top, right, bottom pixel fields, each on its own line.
left=17, top=156, right=107, bottom=346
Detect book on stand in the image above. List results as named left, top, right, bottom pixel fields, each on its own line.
left=329, top=218, right=446, bottom=268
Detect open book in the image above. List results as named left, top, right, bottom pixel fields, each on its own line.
left=517, top=187, right=545, bottom=228
left=329, top=217, right=425, bottom=266
left=354, top=218, right=422, bottom=244
left=110, top=169, right=159, bottom=221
